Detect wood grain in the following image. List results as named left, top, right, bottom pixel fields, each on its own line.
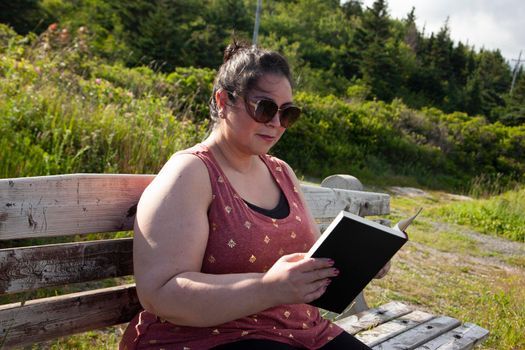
left=335, top=301, right=413, bottom=335
left=0, top=174, right=154, bottom=240
left=0, top=284, right=140, bottom=348
left=0, top=238, right=133, bottom=294
left=0, top=174, right=390, bottom=240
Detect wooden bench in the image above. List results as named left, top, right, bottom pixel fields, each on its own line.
left=0, top=174, right=489, bottom=349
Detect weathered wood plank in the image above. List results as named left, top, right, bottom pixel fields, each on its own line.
left=0, top=284, right=140, bottom=348
left=335, top=301, right=413, bottom=335
left=372, top=316, right=462, bottom=349
left=0, top=238, right=133, bottom=295
left=302, top=184, right=390, bottom=218
left=356, top=310, right=435, bottom=347
left=413, top=323, right=489, bottom=350
left=0, top=174, right=154, bottom=240
left=0, top=174, right=390, bottom=240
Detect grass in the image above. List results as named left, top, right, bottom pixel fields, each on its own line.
left=365, top=189, right=525, bottom=349
left=434, top=187, right=525, bottom=242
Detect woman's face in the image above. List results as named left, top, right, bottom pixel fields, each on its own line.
left=222, top=73, right=293, bottom=155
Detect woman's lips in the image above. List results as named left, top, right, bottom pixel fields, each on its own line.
left=257, top=134, right=276, bottom=142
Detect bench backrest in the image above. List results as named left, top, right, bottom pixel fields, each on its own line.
left=0, top=174, right=390, bottom=347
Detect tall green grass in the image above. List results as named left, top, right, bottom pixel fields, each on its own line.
left=435, top=186, right=525, bottom=242
left=0, top=25, right=208, bottom=178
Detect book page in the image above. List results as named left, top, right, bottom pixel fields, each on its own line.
left=394, top=207, right=423, bottom=233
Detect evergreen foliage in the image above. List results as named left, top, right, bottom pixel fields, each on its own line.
left=1, top=0, right=524, bottom=189
left=4, top=0, right=521, bottom=123
left=1, top=22, right=524, bottom=191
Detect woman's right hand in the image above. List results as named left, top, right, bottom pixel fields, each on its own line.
left=262, top=253, right=339, bottom=305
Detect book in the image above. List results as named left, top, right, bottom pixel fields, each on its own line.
left=306, top=208, right=422, bottom=313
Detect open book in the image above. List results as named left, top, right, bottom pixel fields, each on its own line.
left=306, top=208, right=422, bottom=313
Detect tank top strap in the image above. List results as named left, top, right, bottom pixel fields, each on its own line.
left=259, top=154, right=302, bottom=211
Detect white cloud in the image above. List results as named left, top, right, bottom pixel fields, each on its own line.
left=360, top=0, right=525, bottom=65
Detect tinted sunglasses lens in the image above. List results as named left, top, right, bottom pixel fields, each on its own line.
left=254, top=100, right=278, bottom=123
left=280, top=106, right=301, bottom=128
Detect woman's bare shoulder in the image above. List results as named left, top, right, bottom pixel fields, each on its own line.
left=139, top=153, right=212, bottom=215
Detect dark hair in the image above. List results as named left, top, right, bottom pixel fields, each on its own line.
left=208, top=40, right=293, bottom=127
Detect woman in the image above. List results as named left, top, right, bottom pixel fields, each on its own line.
left=120, top=42, right=371, bottom=349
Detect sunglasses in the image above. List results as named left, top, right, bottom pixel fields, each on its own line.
left=245, top=98, right=301, bottom=128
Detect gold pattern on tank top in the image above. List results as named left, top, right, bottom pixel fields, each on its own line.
left=227, top=239, right=236, bottom=248
left=244, top=221, right=252, bottom=229
left=295, top=216, right=302, bottom=222
left=271, top=218, right=279, bottom=227
left=264, top=235, right=270, bottom=244
left=224, top=206, right=232, bottom=214
left=275, top=166, right=282, bottom=172
left=284, top=310, right=291, bottom=318
left=241, top=331, right=249, bottom=336
left=278, top=248, right=285, bottom=255
left=212, top=329, right=220, bottom=335
left=217, top=176, right=224, bottom=183
left=290, top=231, right=296, bottom=239
left=249, top=255, right=256, bottom=263
left=208, top=255, right=216, bottom=264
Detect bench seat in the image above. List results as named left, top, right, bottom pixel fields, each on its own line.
left=0, top=174, right=488, bottom=349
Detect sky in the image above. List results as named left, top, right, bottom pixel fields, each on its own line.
left=360, top=0, right=525, bottom=68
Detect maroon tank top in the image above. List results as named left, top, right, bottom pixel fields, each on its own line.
left=120, top=144, right=343, bottom=349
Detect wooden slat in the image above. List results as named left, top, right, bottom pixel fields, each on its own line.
left=0, top=238, right=133, bottom=295
left=0, top=174, right=390, bottom=240
left=302, top=184, right=390, bottom=218
left=0, top=284, right=140, bottom=348
left=335, top=301, right=413, bottom=335
left=372, top=316, right=462, bottom=349
left=0, top=174, right=154, bottom=240
left=413, top=323, right=489, bottom=350
left=356, top=310, right=435, bottom=347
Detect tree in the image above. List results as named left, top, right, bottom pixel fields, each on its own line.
left=356, top=0, right=402, bottom=101
left=500, top=68, right=525, bottom=125
left=0, top=0, right=54, bottom=34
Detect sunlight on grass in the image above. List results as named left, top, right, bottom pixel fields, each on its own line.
left=433, top=187, right=525, bottom=242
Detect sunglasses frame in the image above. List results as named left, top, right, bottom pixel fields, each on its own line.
left=244, top=98, right=301, bottom=128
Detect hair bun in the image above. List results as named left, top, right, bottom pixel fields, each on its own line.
left=223, top=39, right=250, bottom=63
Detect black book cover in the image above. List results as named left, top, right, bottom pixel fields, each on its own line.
left=306, top=211, right=411, bottom=314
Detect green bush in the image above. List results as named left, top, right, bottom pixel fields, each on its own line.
left=1, top=24, right=524, bottom=193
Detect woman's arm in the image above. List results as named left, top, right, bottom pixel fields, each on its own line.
left=133, top=154, right=337, bottom=327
